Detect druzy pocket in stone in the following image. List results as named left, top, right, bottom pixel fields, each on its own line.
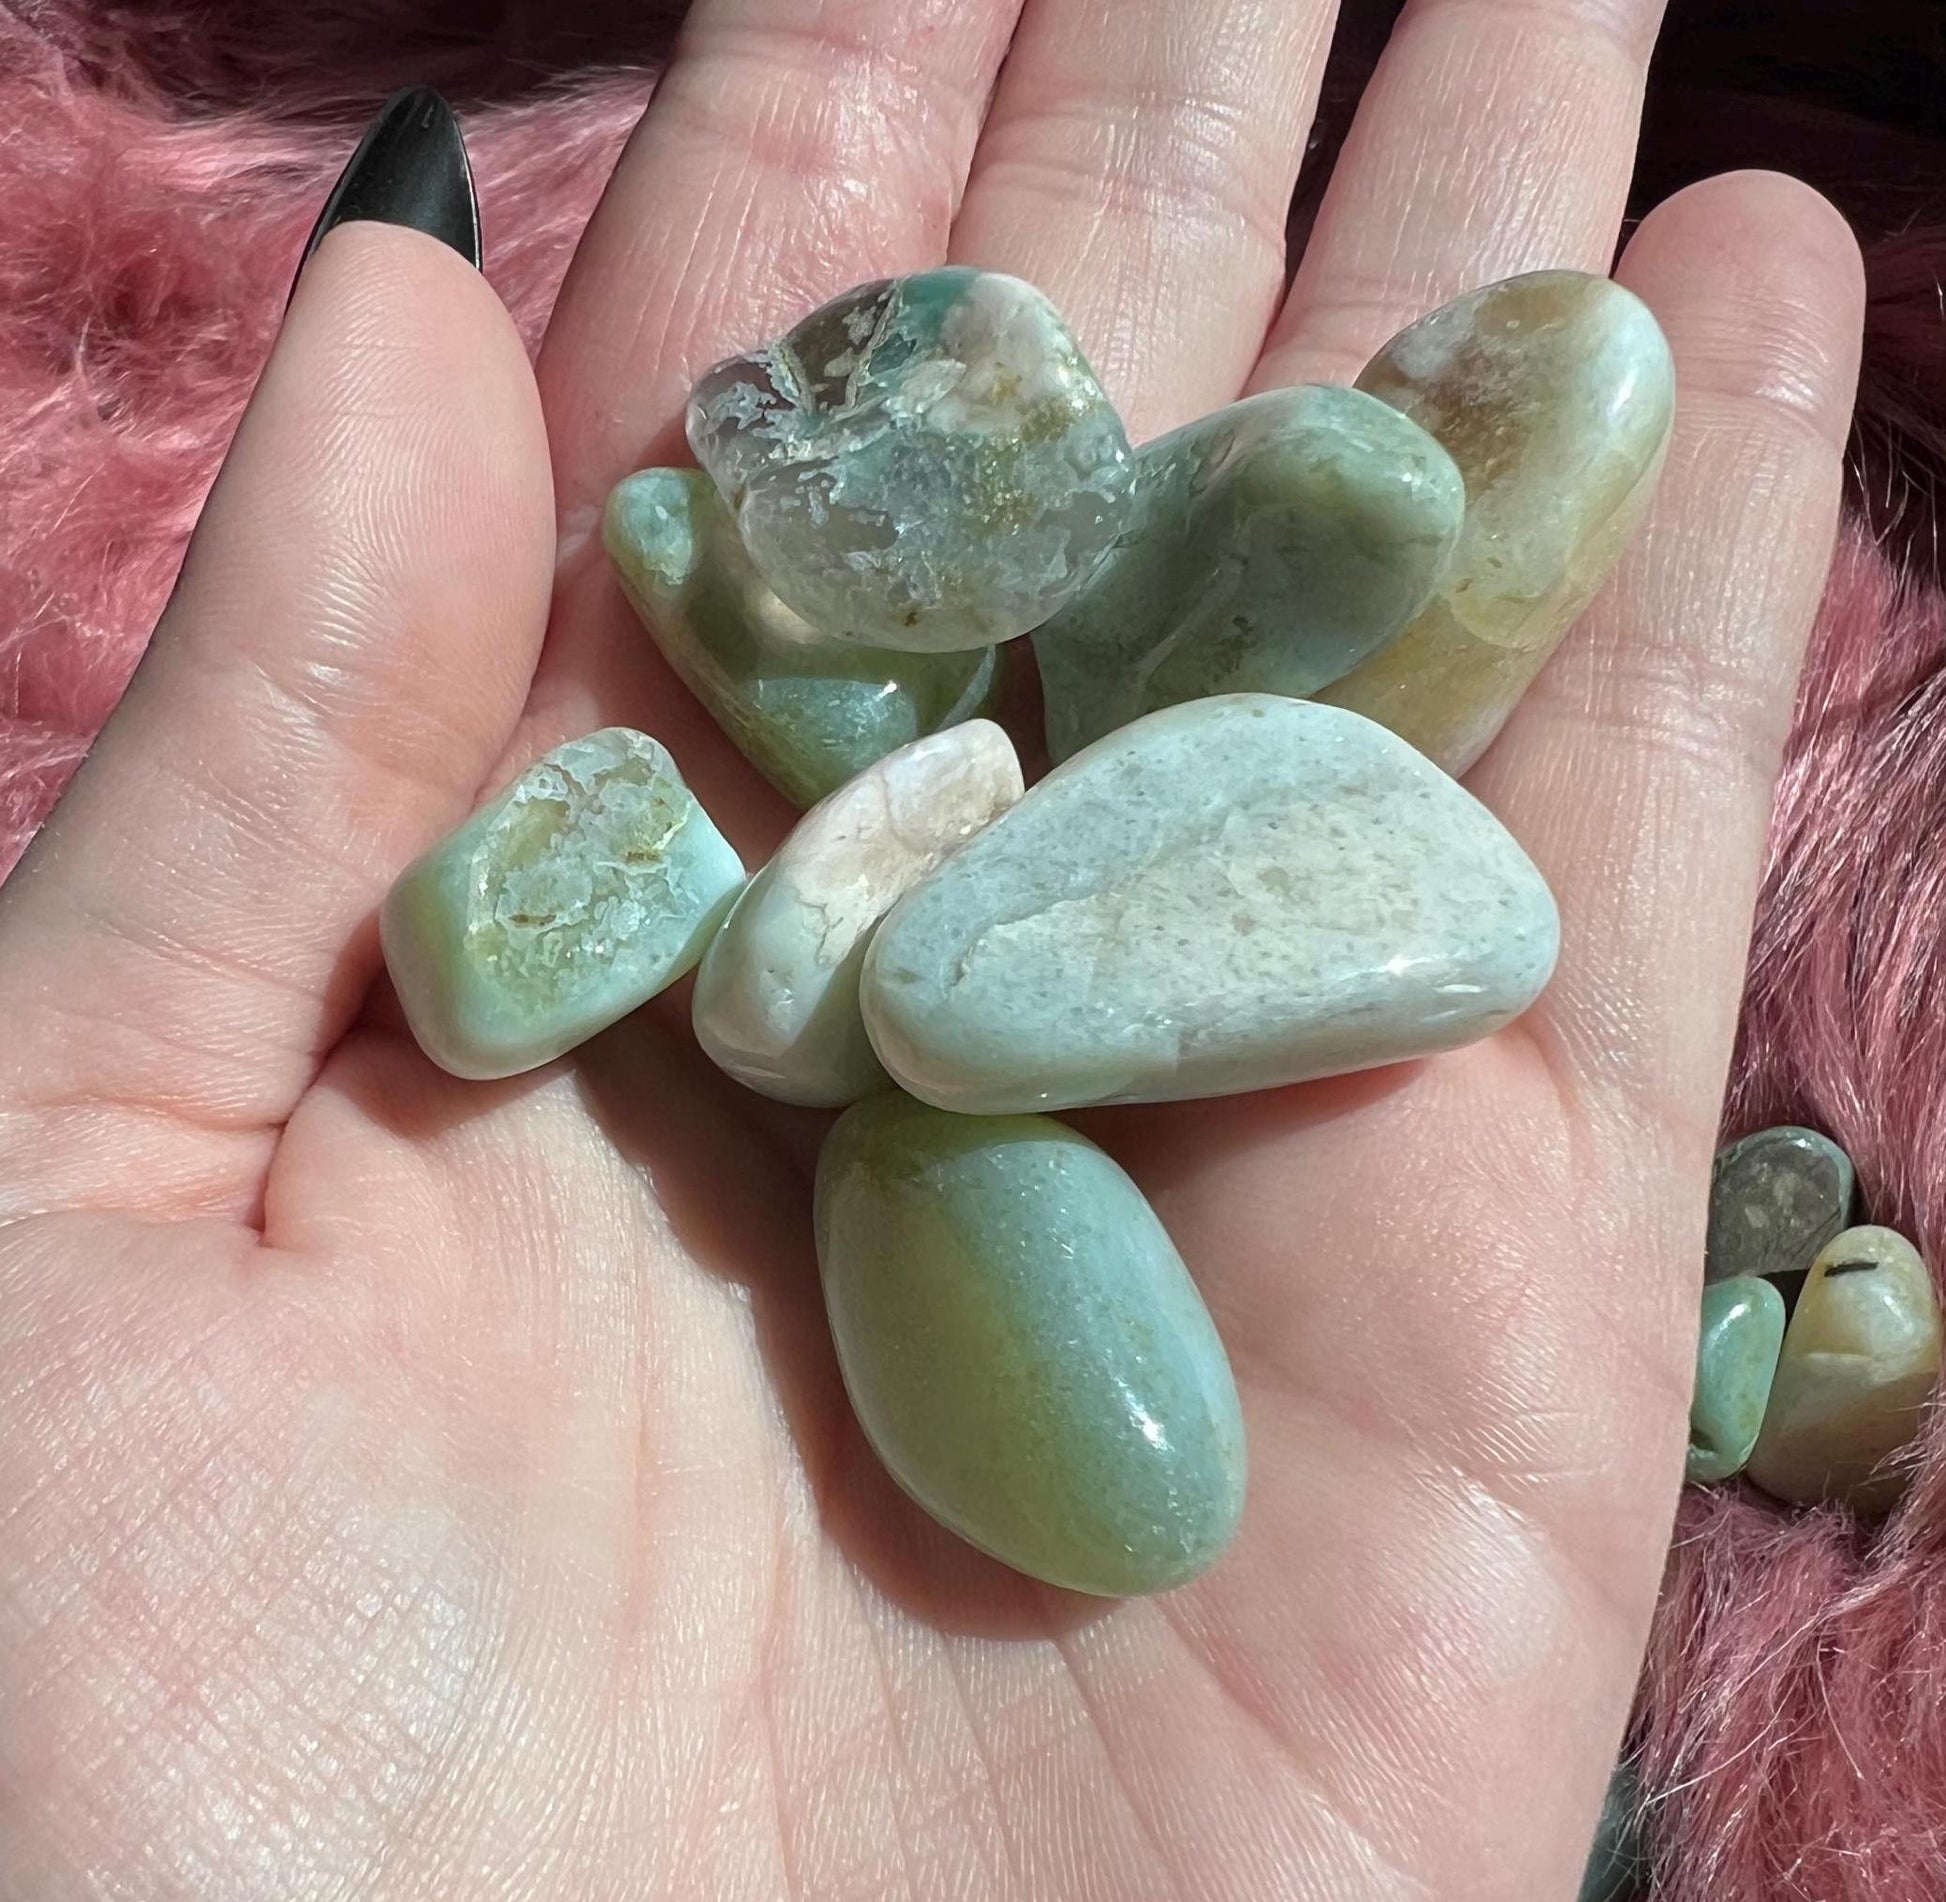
left=1316, top=270, right=1675, bottom=773
left=1035, top=385, right=1464, bottom=762
left=381, top=729, right=744, bottom=1080
left=604, top=468, right=1000, bottom=808
left=688, top=268, right=1132, bottom=652
left=816, top=1093, right=1246, bottom=1596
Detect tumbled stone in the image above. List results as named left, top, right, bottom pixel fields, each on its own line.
left=381, top=729, right=743, bottom=1080
left=687, top=268, right=1132, bottom=652
left=604, top=468, right=1001, bottom=808
left=1687, top=1276, right=1787, bottom=1484
left=861, top=694, right=1559, bottom=1115
left=816, top=1093, right=1245, bottom=1595
left=1035, top=385, right=1464, bottom=761
left=692, top=723, right=1023, bottom=1106
left=1706, top=1124, right=1855, bottom=1286
left=1314, top=271, right=1675, bottom=773
left=1747, top=1226, right=1941, bottom=1514
left=1578, top=1757, right=1649, bottom=1902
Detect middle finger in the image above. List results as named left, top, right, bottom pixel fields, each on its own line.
left=950, top=0, right=1336, bottom=442
left=1255, top=0, right=1668, bottom=389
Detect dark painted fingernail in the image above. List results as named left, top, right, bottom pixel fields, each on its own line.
left=296, top=88, right=481, bottom=284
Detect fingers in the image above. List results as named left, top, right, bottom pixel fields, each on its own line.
left=1255, top=0, right=1665, bottom=388
left=951, top=0, right=1334, bottom=441
left=1473, top=171, right=1866, bottom=1130
left=0, top=224, right=554, bottom=1217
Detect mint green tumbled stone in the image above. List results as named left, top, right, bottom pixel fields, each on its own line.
left=688, top=268, right=1132, bottom=651
left=816, top=1095, right=1246, bottom=1595
left=380, top=728, right=744, bottom=1080
left=604, top=469, right=1000, bottom=808
left=1687, top=1276, right=1787, bottom=1484
left=1035, top=385, right=1464, bottom=762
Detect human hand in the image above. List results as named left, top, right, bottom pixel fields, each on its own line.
left=0, top=2, right=1864, bottom=1894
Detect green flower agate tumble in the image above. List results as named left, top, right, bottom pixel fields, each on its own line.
left=1035, top=385, right=1464, bottom=762
left=862, top=695, right=1559, bottom=1115
left=1705, top=1124, right=1855, bottom=1285
left=381, top=729, right=744, bottom=1079
left=604, top=468, right=1000, bottom=808
left=687, top=268, right=1132, bottom=652
left=1316, top=271, right=1675, bottom=773
left=1687, top=1276, right=1787, bottom=1484
left=816, top=1095, right=1246, bottom=1596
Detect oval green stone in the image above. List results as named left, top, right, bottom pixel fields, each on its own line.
left=1705, top=1123, right=1855, bottom=1285
left=1687, top=1276, right=1787, bottom=1484
left=1034, top=384, right=1463, bottom=762
left=815, top=1095, right=1246, bottom=1595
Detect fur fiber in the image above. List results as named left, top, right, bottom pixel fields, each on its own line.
left=1, top=2, right=1944, bottom=1895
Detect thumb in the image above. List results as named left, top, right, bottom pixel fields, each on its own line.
left=0, top=94, right=555, bottom=1219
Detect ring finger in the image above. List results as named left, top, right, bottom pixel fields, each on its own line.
left=1255, top=0, right=1667, bottom=389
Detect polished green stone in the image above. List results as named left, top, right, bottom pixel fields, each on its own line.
left=1578, top=1757, right=1649, bottom=1902
left=604, top=469, right=1000, bottom=809
left=687, top=268, right=1132, bottom=651
left=1687, top=1276, right=1787, bottom=1484
left=1315, top=272, right=1675, bottom=773
left=815, top=1094, right=1246, bottom=1595
left=380, top=728, right=743, bottom=1079
left=1034, top=385, right=1464, bottom=762
left=1706, top=1124, right=1855, bottom=1285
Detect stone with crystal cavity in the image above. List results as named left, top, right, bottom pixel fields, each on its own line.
left=1687, top=1276, right=1788, bottom=1484
left=381, top=729, right=744, bottom=1080
left=816, top=1093, right=1246, bottom=1596
left=1314, top=271, right=1675, bottom=773
left=692, top=723, right=1023, bottom=1106
left=604, top=468, right=1001, bottom=808
left=1036, top=385, right=1464, bottom=761
left=860, top=695, right=1559, bottom=1115
left=687, top=268, right=1132, bottom=652
left=1747, top=1226, right=1942, bottom=1515
left=1705, top=1124, right=1856, bottom=1286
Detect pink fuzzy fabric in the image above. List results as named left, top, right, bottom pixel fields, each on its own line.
left=0, top=12, right=655, bottom=869
left=4, top=4, right=1946, bottom=1896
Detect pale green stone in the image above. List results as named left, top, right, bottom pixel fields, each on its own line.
left=816, top=1094, right=1246, bottom=1596
left=687, top=268, right=1132, bottom=652
left=1316, top=271, right=1675, bottom=773
left=381, top=729, right=743, bottom=1079
left=692, top=723, right=1022, bottom=1106
left=604, top=468, right=1000, bottom=808
left=861, top=695, right=1559, bottom=1115
left=1687, top=1276, right=1787, bottom=1484
left=1035, top=386, right=1464, bottom=762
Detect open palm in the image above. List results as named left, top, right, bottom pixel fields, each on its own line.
left=0, top=2, right=1864, bottom=1895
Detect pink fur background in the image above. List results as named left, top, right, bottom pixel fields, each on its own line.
left=2, top=2, right=1943, bottom=1895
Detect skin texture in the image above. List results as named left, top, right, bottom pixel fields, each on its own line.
left=0, top=2, right=1864, bottom=1899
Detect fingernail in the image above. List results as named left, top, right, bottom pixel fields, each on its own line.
left=296, top=88, right=481, bottom=282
